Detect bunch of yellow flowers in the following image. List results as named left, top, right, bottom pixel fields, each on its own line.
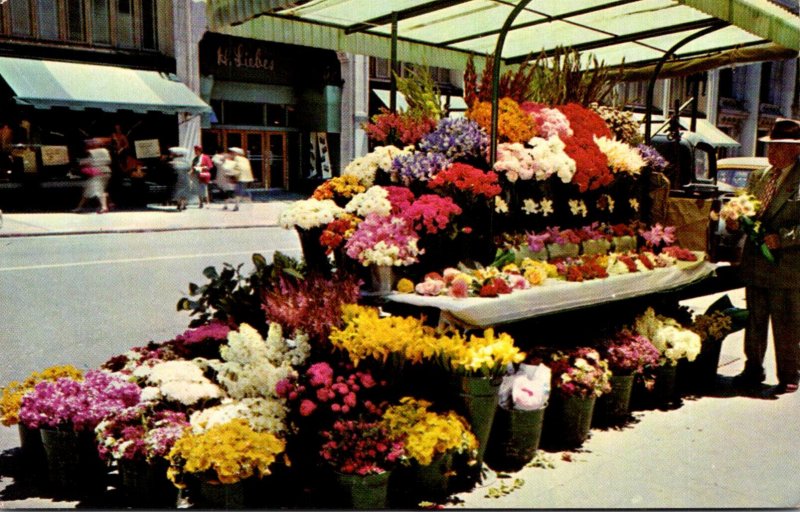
left=382, top=397, right=477, bottom=466
left=467, top=98, right=538, bottom=144
left=519, top=258, right=558, bottom=285
left=1, top=365, right=84, bottom=426
left=330, top=305, right=448, bottom=366
left=167, top=418, right=286, bottom=487
left=312, top=175, right=366, bottom=203
left=440, top=328, right=526, bottom=378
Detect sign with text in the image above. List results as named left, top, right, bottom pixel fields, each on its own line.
left=134, top=139, right=161, bottom=159
left=41, top=145, right=70, bottom=166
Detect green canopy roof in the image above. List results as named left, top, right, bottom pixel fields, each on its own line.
left=207, top=0, right=799, bottom=70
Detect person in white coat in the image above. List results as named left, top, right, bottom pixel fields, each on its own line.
left=227, top=147, right=254, bottom=211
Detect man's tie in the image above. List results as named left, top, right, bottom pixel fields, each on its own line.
left=757, top=168, right=782, bottom=216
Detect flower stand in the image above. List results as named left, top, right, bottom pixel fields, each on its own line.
left=335, top=471, right=392, bottom=509
left=541, top=393, right=596, bottom=449
left=39, top=428, right=108, bottom=498
left=389, top=451, right=454, bottom=507
left=485, top=406, right=546, bottom=471
left=118, top=458, right=178, bottom=507
left=296, top=226, right=332, bottom=275
left=593, top=373, right=635, bottom=426
left=17, top=423, right=47, bottom=476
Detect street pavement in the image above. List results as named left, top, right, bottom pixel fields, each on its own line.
left=1, top=201, right=799, bottom=509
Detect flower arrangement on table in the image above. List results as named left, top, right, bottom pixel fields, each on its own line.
left=634, top=307, right=702, bottom=366
left=547, top=347, right=612, bottom=398
left=601, top=330, right=661, bottom=376
left=713, top=193, right=774, bottom=263
left=167, top=418, right=286, bottom=488
left=320, top=417, right=406, bottom=476
left=278, top=198, right=345, bottom=231
left=438, top=328, right=526, bottom=379
left=19, top=370, right=141, bottom=432
left=1, top=365, right=83, bottom=427
left=344, top=213, right=421, bottom=267
left=95, top=406, right=189, bottom=463
left=381, top=397, right=478, bottom=466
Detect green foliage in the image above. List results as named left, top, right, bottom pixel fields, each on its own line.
left=395, top=65, right=443, bottom=121
left=484, top=476, right=525, bottom=498
left=176, top=252, right=305, bottom=334
left=527, top=47, right=622, bottom=106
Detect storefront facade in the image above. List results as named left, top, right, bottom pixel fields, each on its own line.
left=198, top=33, right=343, bottom=193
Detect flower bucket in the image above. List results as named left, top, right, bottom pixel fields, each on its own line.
left=17, top=423, right=47, bottom=476
left=389, top=451, right=453, bottom=507
left=582, top=238, right=611, bottom=256
left=40, top=428, right=108, bottom=498
left=542, top=393, right=596, bottom=449
left=296, top=226, right=332, bottom=275
left=485, top=406, right=545, bottom=471
left=612, top=235, right=637, bottom=253
left=679, top=338, right=723, bottom=393
left=593, top=373, right=635, bottom=426
left=369, top=264, right=395, bottom=295
left=118, top=458, right=178, bottom=507
left=513, top=245, right=548, bottom=263
left=653, top=363, right=680, bottom=406
left=546, top=242, right=580, bottom=260
left=457, top=376, right=501, bottom=464
left=195, top=479, right=246, bottom=509
left=335, top=471, right=391, bottom=509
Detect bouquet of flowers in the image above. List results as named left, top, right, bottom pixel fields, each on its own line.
left=467, top=98, right=538, bottom=144
left=278, top=198, right=344, bottom=231
left=312, top=175, right=366, bottom=206
left=634, top=308, right=702, bottom=366
left=19, top=370, right=141, bottom=432
left=593, top=136, right=646, bottom=177
left=344, top=213, right=421, bottom=267
left=548, top=347, right=612, bottom=398
left=714, top=193, right=774, bottom=263
left=391, top=151, right=451, bottom=185
left=1, top=365, right=83, bottom=426
left=167, top=418, right=286, bottom=487
left=639, top=223, right=677, bottom=252
left=427, top=163, right=502, bottom=205
left=319, top=214, right=361, bottom=255
left=521, top=102, right=573, bottom=139
left=381, top=397, right=478, bottom=466
left=637, top=144, right=669, bottom=172
left=320, top=418, right=406, bottom=475
left=133, top=360, right=223, bottom=407
left=95, top=406, right=189, bottom=463
left=342, top=145, right=412, bottom=188
left=345, top=185, right=393, bottom=218
left=556, top=103, right=613, bottom=192
left=169, top=321, right=231, bottom=360
left=190, top=397, right=288, bottom=435
left=419, top=117, right=488, bottom=162
left=402, top=194, right=462, bottom=235
left=601, top=331, right=661, bottom=376
left=438, top=328, right=526, bottom=379
left=363, top=108, right=438, bottom=147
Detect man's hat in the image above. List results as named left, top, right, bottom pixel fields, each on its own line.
left=759, top=118, right=800, bottom=144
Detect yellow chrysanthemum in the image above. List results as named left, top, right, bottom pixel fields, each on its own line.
left=1, top=365, right=84, bottom=426
left=396, top=278, right=415, bottom=294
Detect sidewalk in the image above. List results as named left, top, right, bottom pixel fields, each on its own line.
left=0, top=200, right=296, bottom=238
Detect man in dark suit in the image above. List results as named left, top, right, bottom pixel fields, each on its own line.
left=734, top=118, right=800, bottom=394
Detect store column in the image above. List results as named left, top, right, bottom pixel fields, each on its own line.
left=740, top=63, right=762, bottom=157
left=338, top=52, right=370, bottom=169
left=174, top=0, right=204, bottom=151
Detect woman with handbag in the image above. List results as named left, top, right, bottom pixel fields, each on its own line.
left=191, top=145, right=213, bottom=207
left=72, top=139, right=112, bottom=213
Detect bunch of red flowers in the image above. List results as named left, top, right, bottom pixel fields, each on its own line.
left=427, top=163, right=502, bottom=202
left=557, top=103, right=613, bottom=192
left=478, top=276, right=513, bottom=297
left=384, top=185, right=416, bottom=214
left=319, top=215, right=360, bottom=255
left=320, top=418, right=406, bottom=476
left=402, top=194, right=462, bottom=235
left=364, top=108, right=437, bottom=146
left=560, top=256, right=609, bottom=282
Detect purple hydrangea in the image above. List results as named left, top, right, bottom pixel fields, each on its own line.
left=419, top=118, right=488, bottom=161
left=637, top=144, right=668, bottom=172
left=391, top=151, right=451, bottom=185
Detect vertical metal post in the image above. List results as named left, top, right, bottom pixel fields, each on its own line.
left=644, top=23, right=725, bottom=145
left=390, top=11, right=398, bottom=113
left=489, top=0, right=533, bottom=168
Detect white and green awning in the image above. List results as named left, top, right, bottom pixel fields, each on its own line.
left=207, top=0, right=799, bottom=71
left=0, top=57, right=212, bottom=115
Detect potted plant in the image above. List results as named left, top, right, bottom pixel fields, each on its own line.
left=320, top=417, right=406, bottom=509
left=95, top=406, right=189, bottom=506
left=595, top=331, right=660, bottom=424
left=542, top=347, right=611, bottom=448
left=18, top=370, right=141, bottom=497
left=167, top=418, right=287, bottom=509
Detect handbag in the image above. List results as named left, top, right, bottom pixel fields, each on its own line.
left=81, top=166, right=102, bottom=177
left=198, top=170, right=212, bottom=184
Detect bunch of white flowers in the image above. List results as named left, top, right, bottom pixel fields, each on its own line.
left=593, top=136, right=646, bottom=176
left=342, top=145, right=412, bottom=187
left=345, top=185, right=393, bottom=218
left=264, top=322, right=311, bottom=368
left=134, top=360, right=222, bottom=406
left=634, top=308, right=701, bottom=365
left=527, top=135, right=577, bottom=183
left=278, top=198, right=344, bottom=230
left=190, top=397, right=287, bottom=435
left=716, top=193, right=760, bottom=222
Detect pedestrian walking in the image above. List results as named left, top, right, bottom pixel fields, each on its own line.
left=72, top=139, right=112, bottom=214
left=191, top=145, right=213, bottom=208
left=213, top=150, right=236, bottom=208
left=169, top=147, right=193, bottom=211
left=228, top=147, right=254, bottom=211
left=732, top=118, right=800, bottom=395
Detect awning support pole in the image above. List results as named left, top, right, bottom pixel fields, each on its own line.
left=390, top=11, right=399, bottom=114
left=644, top=23, right=726, bottom=145
left=490, top=0, right=533, bottom=168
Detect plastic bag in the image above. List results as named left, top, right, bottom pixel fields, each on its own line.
left=498, top=363, right=550, bottom=411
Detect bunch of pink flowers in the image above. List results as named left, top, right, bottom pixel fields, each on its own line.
left=402, top=194, right=462, bottom=235
left=345, top=213, right=422, bottom=266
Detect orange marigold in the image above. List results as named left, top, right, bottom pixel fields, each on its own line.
left=467, top=98, right=537, bottom=144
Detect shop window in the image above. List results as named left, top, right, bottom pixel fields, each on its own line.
left=140, top=0, right=156, bottom=49
left=223, top=101, right=265, bottom=126
left=286, top=105, right=297, bottom=128
left=91, top=0, right=110, bottom=44
left=10, top=0, right=33, bottom=36
left=267, top=104, right=287, bottom=127
left=116, top=0, right=134, bottom=48
left=37, top=0, right=60, bottom=40
left=66, top=0, right=85, bottom=41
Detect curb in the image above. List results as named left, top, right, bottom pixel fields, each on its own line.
left=0, top=223, right=281, bottom=238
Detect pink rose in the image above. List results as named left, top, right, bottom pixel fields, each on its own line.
left=299, top=400, right=317, bottom=417
left=415, top=278, right=445, bottom=296
left=442, top=267, right=461, bottom=285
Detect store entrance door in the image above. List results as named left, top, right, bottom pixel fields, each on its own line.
left=209, top=130, right=289, bottom=189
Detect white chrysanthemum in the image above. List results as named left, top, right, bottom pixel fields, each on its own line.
left=190, top=398, right=287, bottom=434
left=343, top=145, right=410, bottom=187
left=594, top=136, right=646, bottom=176
left=345, top=185, right=392, bottom=218
left=160, top=380, right=222, bottom=405
left=527, top=135, right=577, bottom=183
left=278, top=198, right=344, bottom=230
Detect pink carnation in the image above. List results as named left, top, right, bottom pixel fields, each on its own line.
left=299, top=399, right=317, bottom=417
left=415, top=279, right=445, bottom=296
left=448, top=279, right=470, bottom=298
